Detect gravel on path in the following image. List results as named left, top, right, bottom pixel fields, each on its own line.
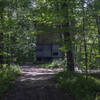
left=2, top=65, right=74, bottom=100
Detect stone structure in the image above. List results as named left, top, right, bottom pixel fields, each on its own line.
left=36, top=25, right=63, bottom=61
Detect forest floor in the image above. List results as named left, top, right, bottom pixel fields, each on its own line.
left=2, top=65, right=74, bottom=100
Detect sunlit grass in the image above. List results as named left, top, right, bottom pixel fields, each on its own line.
left=0, top=64, right=22, bottom=95
left=55, top=71, right=100, bottom=100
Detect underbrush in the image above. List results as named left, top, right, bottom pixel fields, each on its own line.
left=41, top=59, right=67, bottom=69
left=0, top=64, right=22, bottom=95
left=55, top=71, right=100, bottom=100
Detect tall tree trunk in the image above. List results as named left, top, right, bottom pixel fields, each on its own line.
left=63, top=23, right=74, bottom=71
left=0, top=8, right=4, bottom=65
left=96, top=16, right=100, bottom=54
left=83, top=27, right=88, bottom=75
left=61, top=1, right=74, bottom=71
left=0, top=32, right=3, bottom=65
left=82, top=3, right=88, bottom=79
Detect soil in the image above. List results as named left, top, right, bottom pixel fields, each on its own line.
left=2, top=65, right=74, bottom=100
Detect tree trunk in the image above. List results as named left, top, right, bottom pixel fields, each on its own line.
left=0, top=32, right=3, bottom=65
left=96, top=16, right=100, bottom=54
left=82, top=4, right=88, bottom=79
left=0, top=7, right=4, bottom=65
left=63, top=24, right=74, bottom=71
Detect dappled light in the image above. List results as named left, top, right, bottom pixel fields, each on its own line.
left=0, top=0, right=100, bottom=100
left=2, top=65, right=73, bottom=100
left=20, top=67, right=55, bottom=82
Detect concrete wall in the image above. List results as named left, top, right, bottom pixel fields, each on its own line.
left=36, top=44, right=62, bottom=59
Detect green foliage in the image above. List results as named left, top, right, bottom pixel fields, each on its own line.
left=41, top=59, right=67, bottom=69
left=0, top=51, right=10, bottom=56
left=0, top=0, right=36, bottom=64
left=56, top=71, right=100, bottom=100
left=0, top=0, right=99, bottom=69
left=0, top=64, right=22, bottom=95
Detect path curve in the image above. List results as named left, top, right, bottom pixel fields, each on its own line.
left=3, top=65, right=74, bottom=100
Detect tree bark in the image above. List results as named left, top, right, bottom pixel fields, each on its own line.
left=96, top=16, right=100, bottom=54
left=63, top=23, right=74, bottom=71
left=0, top=32, right=3, bottom=65
left=82, top=4, right=88, bottom=79
left=61, top=1, right=74, bottom=71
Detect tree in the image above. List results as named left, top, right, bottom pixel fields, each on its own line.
left=0, top=0, right=36, bottom=64
left=32, top=0, right=77, bottom=71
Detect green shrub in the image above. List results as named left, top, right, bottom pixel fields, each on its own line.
left=56, top=71, right=100, bottom=100
left=0, top=64, right=22, bottom=95
left=41, top=59, right=67, bottom=69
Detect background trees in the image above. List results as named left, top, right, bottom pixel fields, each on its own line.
left=0, top=0, right=36, bottom=64
left=0, top=0, right=100, bottom=70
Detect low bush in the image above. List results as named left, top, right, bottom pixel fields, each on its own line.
left=41, top=59, right=67, bottom=69
left=0, top=64, right=22, bottom=95
left=55, top=71, right=100, bottom=100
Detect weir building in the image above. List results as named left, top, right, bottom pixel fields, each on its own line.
left=36, top=24, right=63, bottom=61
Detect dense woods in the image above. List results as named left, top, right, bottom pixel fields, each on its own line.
left=0, top=0, right=100, bottom=70
left=0, top=0, right=100, bottom=100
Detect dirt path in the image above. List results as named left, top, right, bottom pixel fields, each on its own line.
left=3, top=65, right=74, bottom=100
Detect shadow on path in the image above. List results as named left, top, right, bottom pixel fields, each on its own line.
left=3, top=65, right=74, bottom=100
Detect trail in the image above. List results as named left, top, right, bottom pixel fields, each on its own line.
left=3, top=65, right=74, bottom=100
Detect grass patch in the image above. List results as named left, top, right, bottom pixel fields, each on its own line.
left=0, top=64, right=22, bottom=96
left=55, top=71, right=100, bottom=100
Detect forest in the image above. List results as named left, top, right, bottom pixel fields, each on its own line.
left=0, top=0, right=100, bottom=100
